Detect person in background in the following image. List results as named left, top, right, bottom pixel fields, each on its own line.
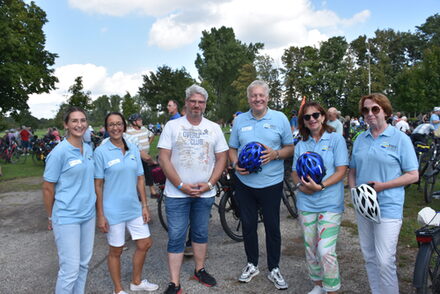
left=348, top=93, right=418, bottom=294
left=158, top=84, right=228, bottom=294
left=327, top=107, right=343, bottom=135
left=343, top=115, right=351, bottom=139
left=19, top=126, right=32, bottom=154
left=42, top=107, right=96, bottom=294
left=290, top=110, right=298, bottom=133
left=95, top=112, right=158, bottom=294
left=292, top=101, right=348, bottom=294
left=430, top=107, right=440, bottom=135
left=167, top=100, right=181, bottom=120
left=52, top=127, right=61, bottom=142
left=180, top=105, right=187, bottom=116
left=395, top=116, right=410, bottom=135
left=83, top=126, right=93, bottom=148
left=229, top=80, right=293, bottom=290
left=126, top=114, right=159, bottom=199
left=411, top=122, right=434, bottom=145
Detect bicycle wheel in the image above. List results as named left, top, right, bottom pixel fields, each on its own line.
left=157, top=193, right=168, bottom=232
left=414, top=243, right=440, bottom=293
left=218, top=190, right=243, bottom=242
left=282, top=179, right=298, bottom=218
left=9, top=149, right=21, bottom=164
left=424, top=163, right=437, bottom=203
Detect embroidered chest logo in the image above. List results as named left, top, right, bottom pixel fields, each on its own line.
left=380, top=142, right=397, bottom=151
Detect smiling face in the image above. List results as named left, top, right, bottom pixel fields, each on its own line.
left=64, top=111, right=88, bottom=139
left=303, top=106, right=325, bottom=134
left=247, top=85, right=269, bottom=115
left=106, top=114, right=125, bottom=141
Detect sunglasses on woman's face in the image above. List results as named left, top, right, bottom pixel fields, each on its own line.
left=361, top=105, right=381, bottom=116
left=303, top=112, right=321, bottom=121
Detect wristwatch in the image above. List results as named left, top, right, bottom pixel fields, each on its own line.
left=319, top=183, right=326, bottom=191
left=207, top=181, right=215, bottom=190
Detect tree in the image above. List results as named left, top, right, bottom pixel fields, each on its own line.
left=121, top=92, right=140, bottom=118
left=138, top=65, right=194, bottom=115
left=195, top=26, right=263, bottom=121
left=231, top=64, right=257, bottom=112
left=0, top=0, right=58, bottom=114
left=255, top=55, right=283, bottom=111
left=67, top=76, right=92, bottom=110
left=90, top=95, right=112, bottom=126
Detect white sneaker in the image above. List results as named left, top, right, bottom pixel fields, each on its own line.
left=267, top=267, right=288, bottom=290
left=307, top=285, right=326, bottom=294
left=130, top=279, right=159, bottom=292
left=239, top=263, right=260, bottom=282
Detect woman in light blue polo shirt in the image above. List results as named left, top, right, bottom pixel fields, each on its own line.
left=348, top=93, right=418, bottom=294
left=94, top=112, right=158, bottom=294
left=42, top=107, right=96, bottom=294
left=292, top=102, right=348, bottom=294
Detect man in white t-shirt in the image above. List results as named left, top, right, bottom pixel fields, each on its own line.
left=395, top=116, right=410, bottom=134
left=158, top=84, right=228, bottom=293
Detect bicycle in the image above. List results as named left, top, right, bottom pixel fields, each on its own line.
left=0, top=140, right=22, bottom=164
left=413, top=210, right=440, bottom=293
left=423, top=138, right=440, bottom=203
left=218, top=168, right=298, bottom=242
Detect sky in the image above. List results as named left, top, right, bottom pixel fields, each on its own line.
left=27, top=0, right=440, bottom=119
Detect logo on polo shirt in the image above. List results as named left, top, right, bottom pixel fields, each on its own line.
left=263, top=123, right=277, bottom=130
left=380, top=142, right=397, bottom=151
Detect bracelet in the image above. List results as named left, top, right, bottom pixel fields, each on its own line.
left=207, top=181, right=214, bottom=190
left=142, top=203, right=148, bottom=208
left=275, top=150, right=280, bottom=160
left=177, top=182, right=183, bottom=190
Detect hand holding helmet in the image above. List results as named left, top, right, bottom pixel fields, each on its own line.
left=237, top=142, right=266, bottom=173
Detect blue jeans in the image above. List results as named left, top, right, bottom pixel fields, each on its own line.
left=165, top=196, right=214, bottom=253
left=52, top=217, right=96, bottom=294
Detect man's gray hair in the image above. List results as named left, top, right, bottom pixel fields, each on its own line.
left=185, top=84, right=208, bottom=101
left=247, top=80, right=269, bottom=98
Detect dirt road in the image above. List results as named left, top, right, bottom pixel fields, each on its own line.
left=0, top=177, right=416, bottom=293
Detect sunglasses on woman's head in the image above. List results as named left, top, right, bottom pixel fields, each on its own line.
left=361, top=106, right=381, bottom=116
left=303, top=112, right=321, bottom=121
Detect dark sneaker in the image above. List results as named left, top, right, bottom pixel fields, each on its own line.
left=164, top=282, right=182, bottom=294
left=194, top=268, right=217, bottom=287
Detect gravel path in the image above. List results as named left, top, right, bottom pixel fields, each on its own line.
left=0, top=178, right=416, bottom=293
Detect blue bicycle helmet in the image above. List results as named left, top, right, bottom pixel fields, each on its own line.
left=238, top=142, right=266, bottom=173
left=296, top=151, right=326, bottom=184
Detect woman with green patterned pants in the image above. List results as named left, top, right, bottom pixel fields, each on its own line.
left=292, top=102, right=348, bottom=294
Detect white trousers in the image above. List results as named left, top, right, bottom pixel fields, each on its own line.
left=356, top=214, right=402, bottom=294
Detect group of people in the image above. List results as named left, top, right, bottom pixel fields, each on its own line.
left=43, top=80, right=418, bottom=294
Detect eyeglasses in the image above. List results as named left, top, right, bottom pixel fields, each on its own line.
left=303, top=112, right=321, bottom=121
left=108, top=122, right=124, bottom=128
left=361, top=106, right=381, bottom=116
left=188, top=99, right=206, bottom=105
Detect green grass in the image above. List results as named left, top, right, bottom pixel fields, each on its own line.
left=0, top=156, right=44, bottom=181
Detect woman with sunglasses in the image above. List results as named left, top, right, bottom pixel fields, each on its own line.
left=42, top=107, right=96, bottom=293
left=94, top=112, right=158, bottom=294
left=348, top=93, right=418, bottom=294
left=292, top=101, right=348, bottom=294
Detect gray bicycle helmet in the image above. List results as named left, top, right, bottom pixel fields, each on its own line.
left=351, top=183, right=381, bottom=224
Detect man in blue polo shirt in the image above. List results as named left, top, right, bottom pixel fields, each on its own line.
left=229, top=80, right=293, bottom=290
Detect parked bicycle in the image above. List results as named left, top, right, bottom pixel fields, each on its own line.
left=218, top=167, right=298, bottom=242
left=0, top=139, right=22, bottom=164
left=30, top=137, right=58, bottom=166
left=413, top=209, right=440, bottom=293
left=423, top=138, right=440, bottom=203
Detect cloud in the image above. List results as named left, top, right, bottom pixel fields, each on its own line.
left=68, top=0, right=370, bottom=51
left=28, top=64, right=149, bottom=119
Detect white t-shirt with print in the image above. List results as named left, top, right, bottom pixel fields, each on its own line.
left=158, top=116, right=229, bottom=198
